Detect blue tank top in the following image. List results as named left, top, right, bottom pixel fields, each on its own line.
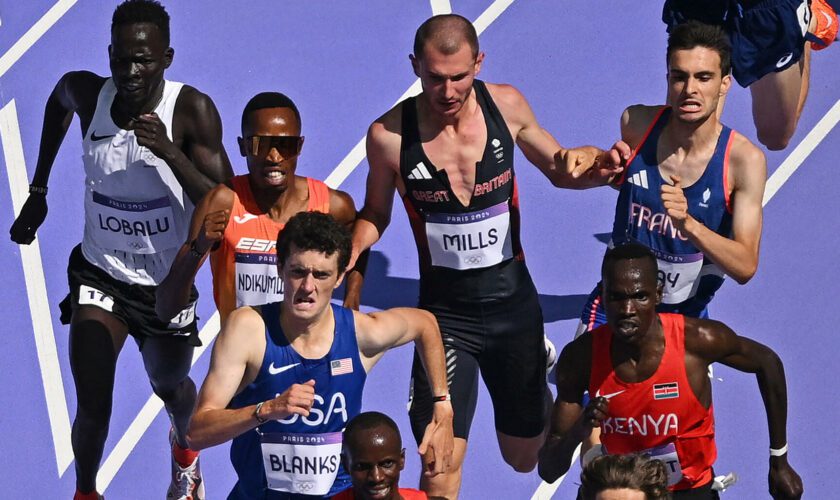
left=612, top=107, right=734, bottom=316
left=228, top=303, right=366, bottom=499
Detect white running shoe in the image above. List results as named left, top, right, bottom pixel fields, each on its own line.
left=167, top=429, right=205, bottom=500
left=712, top=471, right=738, bottom=492
left=545, top=336, right=558, bottom=384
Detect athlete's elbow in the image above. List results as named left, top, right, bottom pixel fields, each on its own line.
left=185, top=420, right=208, bottom=451
left=731, top=263, right=757, bottom=285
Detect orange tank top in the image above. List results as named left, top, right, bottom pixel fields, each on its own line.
left=589, top=313, right=716, bottom=491
left=209, top=175, right=330, bottom=320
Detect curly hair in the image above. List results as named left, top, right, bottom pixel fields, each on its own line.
left=276, top=212, right=351, bottom=274
left=580, top=454, right=671, bottom=499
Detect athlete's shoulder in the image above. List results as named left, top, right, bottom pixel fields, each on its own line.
left=57, top=71, right=107, bottom=112
left=327, top=188, right=357, bottom=224
left=727, top=129, right=766, bottom=172
left=682, top=316, right=733, bottom=352
left=174, top=84, right=221, bottom=120
left=223, top=305, right=266, bottom=336
left=367, top=103, right=404, bottom=168
left=484, top=82, right=529, bottom=111
left=202, top=181, right=236, bottom=210
left=621, top=104, right=665, bottom=147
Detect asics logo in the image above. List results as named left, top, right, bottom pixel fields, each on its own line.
left=268, top=362, right=300, bottom=375
left=595, top=389, right=626, bottom=400
left=776, top=52, right=794, bottom=68
left=234, top=213, right=259, bottom=224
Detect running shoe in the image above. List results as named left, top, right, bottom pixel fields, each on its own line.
left=810, top=0, right=838, bottom=50
left=167, top=429, right=205, bottom=500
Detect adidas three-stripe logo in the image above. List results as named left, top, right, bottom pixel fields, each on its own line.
left=407, top=162, right=433, bottom=180
left=627, top=170, right=648, bottom=189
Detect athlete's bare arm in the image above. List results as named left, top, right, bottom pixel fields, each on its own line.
left=155, top=183, right=234, bottom=320
left=9, top=71, right=104, bottom=245
left=138, top=86, right=234, bottom=205
left=538, top=336, right=601, bottom=482
left=668, top=134, right=765, bottom=283
left=351, top=110, right=403, bottom=268
left=188, top=307, right=315, bottom=450
left=487, top=83, right=627, bottom=189
left=329, top=189, right=367, bottom=311
left=354, top=307, right=454, bottom=476
left=684, top=317, right=803, bottom=499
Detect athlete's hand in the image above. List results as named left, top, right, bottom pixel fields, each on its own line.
left=418, top=401, right=454, bottom=477
left=557, top=144, right=628, bottom=186
left=661, top=175, right=691, bottom=230
left=769, top=455, right=803, bottom=499
left=595, top=140, right=632, bottom=183
left=263, top=379, right=316, bottom=420
left=583, top=396, right=609, bottom=428
left=134, top=112, right=176, bottom=160
left=10, top=194, right=48, bottom=245
left=195, top=209, right=230, bottom=254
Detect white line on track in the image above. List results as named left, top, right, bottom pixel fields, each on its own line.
left=0, top=0, right=77, bottom=80
left=530, top=445, right=580, bottom=500
left=763, top=99, right=840, bottom=206
left=430, top=0, right=452, bottom=16
left=531, top=101, right=840, bottom=498
left=1, top=99, right=74, bottom=477
left=324, top=0, right=518, bottom=189
left=98, top=312, right=221, bottom=491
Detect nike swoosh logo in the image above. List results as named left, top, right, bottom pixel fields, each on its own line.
left=595, top=389, right=626, bottom=400
left=823, top=11, right=833, bottom=29
left=268, top=362, right=300, bottom=375
left=90, top=131, right=116, bottom=141
left=234, top=213, right=259, bottom=224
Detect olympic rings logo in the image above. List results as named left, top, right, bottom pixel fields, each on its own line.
left=463, top=255, right=483, bottom=265
left=295, top=481, right=316, bottom=492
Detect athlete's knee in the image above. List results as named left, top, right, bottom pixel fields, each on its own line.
left=149, top=372, right=193, bottom=402
left=756, top=121, right=795, bottom=151
left=502, top=449, right=539, bottom=473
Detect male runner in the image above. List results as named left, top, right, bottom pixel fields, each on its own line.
left=579, top=455, right=670, bottom=500
left=661, top=0, right=838, bottom=150
left=156, top=92, right=363, bottom=323
left=8, top=1, right=232, bottom=498
left=578, top=21, right=766, bottom=334
left=187, top=212, right=454, bottom=499
left=332, top=411, right=434, bottom=500
left=539, top=244, right=803, bottom=499
left=350, top=14, right=626, bottom=498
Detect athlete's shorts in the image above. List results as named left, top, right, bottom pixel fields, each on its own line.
left=663, top=0, right=812, bottom=87
left=59, top=244, right=200, bottom=347
left=408, top=261, right=547, bottom=441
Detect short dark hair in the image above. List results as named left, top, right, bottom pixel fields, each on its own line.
left=276, top=212, right=351, bottom=275
left=601, top=243, right=658, bottom=282
left=344, top=412, right=402, bottom=451
left=667, top=20, right=731, bottom=76
left=580, top=454, right=671, bottom=500
left=112, top=0, right=170, bottom=44
left=414, top=14, right=479, bottom=59
left=241, top=92, right=302, bottom=134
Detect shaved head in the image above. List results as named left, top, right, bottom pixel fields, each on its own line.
left=414, top=14, right=479, bottom=59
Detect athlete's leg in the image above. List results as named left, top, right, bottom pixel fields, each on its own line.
left=410, top=345, right=479, bottom=500
left=750, top=46, right=810, bottom=150
left=139, top=335, right=196, bottom=448
left=494, top=387, right=553, bottom=473
left=69, top=305, right=129, bottom=493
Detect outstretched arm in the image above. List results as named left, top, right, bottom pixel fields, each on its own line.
left=188, top=308, right=315, bottom=450
left=354, top=307, right=454, bottom=476
left=155, top=184, right=233, bottom=320
left=10, top=71, right=103, bottom=244
left=688, top=319, right=803, bottom=499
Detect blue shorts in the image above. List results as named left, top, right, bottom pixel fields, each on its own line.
left=663, top=0, right=811, bottom=87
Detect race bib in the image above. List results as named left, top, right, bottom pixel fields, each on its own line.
left=652, top=249, right=704, bottom=305
left=234, top=252, right=284, bottom=308
left=424, top=202, right=513, bottom=270
left=641, top=442, right=683, bottom=486
left=78, top=284, right=115, bottom=312
left=89, top=191, right=180, bottom=254
left=168, top=301, right=196, bottom=329
left=260, top=431, right=342, bottom=496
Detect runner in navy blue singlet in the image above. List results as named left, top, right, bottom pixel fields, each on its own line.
left=188, top=212, right=454, bottom=499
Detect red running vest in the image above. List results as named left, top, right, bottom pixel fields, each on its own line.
left=589, top=313, right=716, bottom=490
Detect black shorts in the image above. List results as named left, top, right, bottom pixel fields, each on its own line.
left=663, top=0, right=811, bottom=87
left=408, top=260, right=547, bottom=441
left=59, top=244, right=201, bottom=347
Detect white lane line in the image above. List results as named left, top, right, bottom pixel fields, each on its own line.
left=531, top=101, right=840, bottom=498
left=0, top=0, right=78, bottom=79
left=530, top=444, right=580, bottom=500
left=98, top=312, right=221, bottom=492
left=763, top=99, right=840, bottom=206
left=1, top=99, right=74, bottom=476
left=324, top=0, right=517, bottom=189
left=430, top=0, right=453, bottom=15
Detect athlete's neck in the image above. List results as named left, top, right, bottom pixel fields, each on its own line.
left=418, top=91, right=479, bottom=131
left=113, top=81, right=166, bottom=123
left=612, top=317, right=665, bottom=379
left=249, top=175, right=307, bottom=222
left=663, top=112, right=722, bottom=153
left=279, top=302, right=336, bottom=358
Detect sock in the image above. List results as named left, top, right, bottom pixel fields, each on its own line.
left=172, top=440, right=199, bottom=468
left=74, top=489, right=100, bottom=500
